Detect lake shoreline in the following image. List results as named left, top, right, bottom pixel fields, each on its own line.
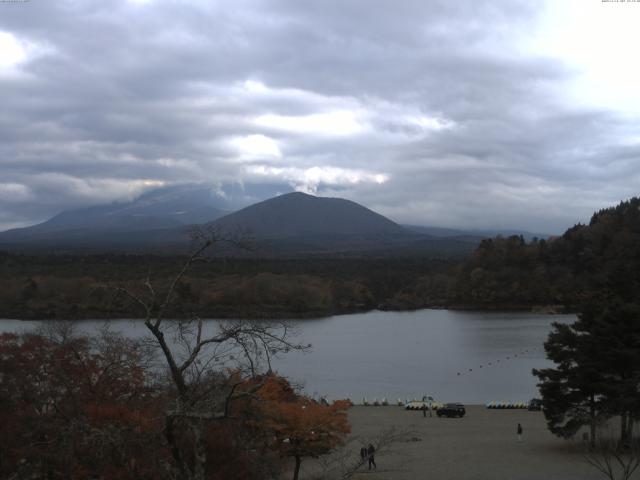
left=0, top=303, right=571, bottom=322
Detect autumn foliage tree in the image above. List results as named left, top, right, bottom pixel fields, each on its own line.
left=0, top=329, right=162, bottom=479
left=0, top=329, right=346, bottom=480
left=250, top=375, right=351, bottom=480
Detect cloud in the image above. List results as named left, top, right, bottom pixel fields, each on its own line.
left=0, top=182, right=32, bottom=203
left=229, top=134, right=282, bottom=159
left=0, top=0, right=639, bottom=233
left=0, top=31, right=26, bottom=69
left=254, top=111, right=365, bottom=137
left=245, top=164, right=388, bottom=194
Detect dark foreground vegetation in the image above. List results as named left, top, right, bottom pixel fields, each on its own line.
left=0, top=326, right=350, bottom=480
left=2, top=197, right=640, bottom=320
left=534, top=300, right=640, bottom=449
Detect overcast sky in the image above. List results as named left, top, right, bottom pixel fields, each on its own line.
left=1, top=0, right=639, bottom=233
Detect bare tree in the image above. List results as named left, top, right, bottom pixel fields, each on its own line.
left=115, top=227, right=308, bottom=480
left=310, top=427, right=420, bottom=480
left=583, top=429, right=640, bottom=480
left=35, top=319, right=77, bottom=345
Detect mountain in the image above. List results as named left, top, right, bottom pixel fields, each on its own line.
left=0, top=187, right=478, bottom=257
left=2, top=189, right=415, bottom=253
left=207, top=192, right=480, bottom=257
left=0, top=184, right=228, bottom=248
left=211, top=192, right=406, bottom=239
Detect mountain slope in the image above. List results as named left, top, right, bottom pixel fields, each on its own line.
left=0, top=188, right=480, bottom=257
left=211, top=192, right=406, bottom=239
left=0, top=185, right=227, bottom=245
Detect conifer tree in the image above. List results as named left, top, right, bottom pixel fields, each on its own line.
left=534, top=298, right=640, bottom=446
left=585, top=300, right=640, bottom=445
left=533, top=317, right=605, bottom=445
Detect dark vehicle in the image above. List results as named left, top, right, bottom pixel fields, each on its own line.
left=436, top=403, right=466, bottom=418
left=528, top=398, right=543, bottom=411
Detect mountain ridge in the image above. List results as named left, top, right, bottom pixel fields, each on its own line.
left=0, top=186, right=481, bottom=257
left=0, top=185, right=228, bottom=245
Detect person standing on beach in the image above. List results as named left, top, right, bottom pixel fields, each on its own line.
left=367, top=443, right=377, bottom=470
left=517, top=423, right=523, bottom=442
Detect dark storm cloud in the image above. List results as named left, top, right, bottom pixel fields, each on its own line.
left=0, top=0, right=638, bottom=231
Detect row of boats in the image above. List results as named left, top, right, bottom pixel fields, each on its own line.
left=358, top=397, right=543, bottom=411
left=485, top=401, right=530, bottom=409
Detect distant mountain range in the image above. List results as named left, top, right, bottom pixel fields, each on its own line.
left=0, top=185, right=228, bottom=249
left=0, top=184, right=545, bottom=257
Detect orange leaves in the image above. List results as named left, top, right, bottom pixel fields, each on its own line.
left=257, top=374, right=298, bottom=403
left=84, top=403, right=158, bottom=432
left=0, top=331, right=162, bottom=479
left=251, top=375, right=351, bottom=459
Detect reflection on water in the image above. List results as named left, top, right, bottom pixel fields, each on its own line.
left=0, top=309, right=573, bottom=404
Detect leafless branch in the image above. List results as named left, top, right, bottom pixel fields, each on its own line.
left=583, top=432, right=640, bottom=480
left=311, top=426, right=420, bottom=480
left=110, top=229, right=307, bottom=480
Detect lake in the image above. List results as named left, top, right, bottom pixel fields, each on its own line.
left=0, top=309, right=573, bottom=404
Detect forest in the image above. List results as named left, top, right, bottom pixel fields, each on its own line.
left=450, top=197, right=640, bottom=309
left=0, top=254, right=456, bottom=320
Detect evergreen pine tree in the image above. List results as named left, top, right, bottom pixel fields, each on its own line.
left=534, top=298, right=640, bottom=445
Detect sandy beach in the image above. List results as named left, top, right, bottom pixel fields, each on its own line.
left=299, top=405, right=612, bottom=480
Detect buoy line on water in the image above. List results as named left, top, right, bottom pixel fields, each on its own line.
left=342, top=347, right=545, bottom=406
left=454, top=346, right=542, bottom=377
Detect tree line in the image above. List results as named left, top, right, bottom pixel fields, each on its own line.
left=0, top=254, right=456, bottom=320
left=451, top=197, right=640, bottom=309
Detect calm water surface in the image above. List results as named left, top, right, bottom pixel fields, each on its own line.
left=0, top=309, right=573, bottom=404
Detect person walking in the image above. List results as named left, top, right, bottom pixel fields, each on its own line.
left=360, top=446, right=367, bottom=463
left=517, top=423, right=523, bottom=442
left=367, top=443, right=377, bottom=470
